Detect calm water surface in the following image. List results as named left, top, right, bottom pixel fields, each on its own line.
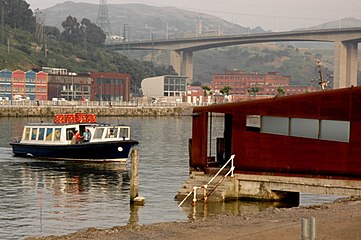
left=0, top=116, right=340, bottom=239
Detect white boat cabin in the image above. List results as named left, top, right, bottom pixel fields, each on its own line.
left=20, top=123, right=132, bottom=145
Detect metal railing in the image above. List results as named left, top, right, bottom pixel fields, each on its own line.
left=178, top=154, right=235, bottom=207
left=0, top=99, right=213, bottom=108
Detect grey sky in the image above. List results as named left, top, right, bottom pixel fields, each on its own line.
left=26, top=0, right=361, bottom=31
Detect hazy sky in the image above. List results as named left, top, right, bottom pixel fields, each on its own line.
left=26, top=0, right=361, bottom=31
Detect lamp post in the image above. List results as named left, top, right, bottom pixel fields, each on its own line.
left=71, top=74, right=74, bottom=100
left=100, top=75, right=103, bottom=105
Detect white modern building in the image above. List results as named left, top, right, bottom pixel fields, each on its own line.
left=141, top=75, right=188, bottom=102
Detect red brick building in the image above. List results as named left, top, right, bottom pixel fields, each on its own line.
left=212, top=70, right=318, bottom=101
left=90, top=72, right=130, bottom=101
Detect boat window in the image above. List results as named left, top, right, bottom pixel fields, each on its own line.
left=38, top=128, right=45, bottom=140
left=25, top=127, right=31, bottom=140
left=119, top=127, right=129, bottom=139
left=66, top=128, right=75, bottom=140
left=112, top=128, right=118, bottom=138
left=54, top=128, right=61, bottom=141
left=46, top=128, right=53, bottom=141
left=31, top=128, right=38, bottom=140
left=94, top=128, right=104, bottom=139
left=106, top=128, right=117, bottom=138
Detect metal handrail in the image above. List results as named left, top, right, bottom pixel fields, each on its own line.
left=178, top=154, right=235, bottom=207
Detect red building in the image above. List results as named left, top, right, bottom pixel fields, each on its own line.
left=190, top=86, right=361, bottom=178
left=212, top=70, right=318, bottom=101
left=12, top=70, right=26, bottom=99
left=35, top=71, right=48, bottom=100
left=90, top=72, right=130, bottom=101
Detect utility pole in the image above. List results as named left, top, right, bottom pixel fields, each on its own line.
left=1, top=6, right=4, bottom=48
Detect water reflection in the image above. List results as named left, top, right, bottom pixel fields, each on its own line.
left=178, top=199, right=298, bottom=221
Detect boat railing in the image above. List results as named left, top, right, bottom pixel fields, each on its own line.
left=178, top=154, right=235, bottom=207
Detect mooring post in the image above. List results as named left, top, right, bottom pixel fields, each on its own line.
left=301, top=218, right=309, bottom=240
left=301, top=217, right=316, bottom=240
left=310, top=216, right=316, bottom=240
left=130, top=148, right=145, bottom=205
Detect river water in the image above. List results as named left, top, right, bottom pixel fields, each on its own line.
left=0, top=116, right=340, bottom=239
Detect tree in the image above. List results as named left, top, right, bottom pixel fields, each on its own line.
left=80, top=18, right=105, bottom=47
left=0, top=0, right=35, bottom=32
left=220, top=85, right=232, bottom=95
left=276, top=87, right=285, bottom=97
left=201, top=85, right=211, bottom=96
left=61, top=15, right=82, bottom=44
left=247, top=87, right=259, bottom=98
left=44, top=26, right=61, bottom=40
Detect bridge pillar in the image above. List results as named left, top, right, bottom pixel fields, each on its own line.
left=334, top=41, right=358, bottom=88
left=170, top=50, right=182, bottom=75
left=170, top=50, right=194, bottom=82
left=182, top=51, right=193, bottom=83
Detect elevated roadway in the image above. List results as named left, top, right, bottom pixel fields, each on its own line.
left=106, top=28, right=361, bottom=87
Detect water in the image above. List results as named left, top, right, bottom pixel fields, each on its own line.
left=0, top=116, right=341, bottom=239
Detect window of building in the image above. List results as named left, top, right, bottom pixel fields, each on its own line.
left=261, top=116, right=289, bottom=136
left=246, top=115, right=261, bottom=132
left=290, top=118, right=318, bottom=139
left=320, top=120, right=350, bottom=142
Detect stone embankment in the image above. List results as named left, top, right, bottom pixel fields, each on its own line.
left=0, top=106, right=194, bottom=117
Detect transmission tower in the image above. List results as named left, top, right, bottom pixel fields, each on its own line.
left=96, top=0, right=112, bottom=36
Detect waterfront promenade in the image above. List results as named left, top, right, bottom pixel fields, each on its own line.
left=0, top=100, right=195, bottom=117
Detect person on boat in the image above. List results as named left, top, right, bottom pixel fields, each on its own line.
left=72, top=130, right=82, bottom=144
left=83, top=128, right=91, bottom=142
left=109, top=129, right=115, bottom=138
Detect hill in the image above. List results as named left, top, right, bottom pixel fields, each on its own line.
left=43, top=1, right=265, bottom=40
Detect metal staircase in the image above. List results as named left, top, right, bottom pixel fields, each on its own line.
left=177, top=155, right=236, bottom=206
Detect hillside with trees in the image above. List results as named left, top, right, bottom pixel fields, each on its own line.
left=0, top=0, right=176, bottom=90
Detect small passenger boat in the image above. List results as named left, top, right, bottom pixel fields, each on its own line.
left=10, top=113, right=139, bottom=162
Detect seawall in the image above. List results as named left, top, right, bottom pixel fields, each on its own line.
left=0, top=106, right=194, bottom=117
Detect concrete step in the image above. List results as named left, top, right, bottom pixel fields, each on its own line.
left=176, top=172, right=236, bottom=202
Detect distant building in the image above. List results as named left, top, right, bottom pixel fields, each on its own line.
left=212, top=70, right=318, bottom=101
left=0, top=69, right=48, bottom=100
left=141, top=75, right=188, bottom=102
left=0, top=69, right=12, bottom=100
left=48, top=73, right=92, bottom=101
left=35, top=71, right=48, bottom=100
left=90, top=72, right=130, bottom=101
left=42, top=67, right=68, bottom=75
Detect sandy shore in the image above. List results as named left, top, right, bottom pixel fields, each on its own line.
left=25, top=196, right=361, bottom=240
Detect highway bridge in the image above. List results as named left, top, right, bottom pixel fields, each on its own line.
left=106, top=28, right=361, bottom=88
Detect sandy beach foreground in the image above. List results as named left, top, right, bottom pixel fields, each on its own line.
left=26, top=197, right=361, bottom=240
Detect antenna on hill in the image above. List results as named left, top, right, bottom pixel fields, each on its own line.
left=96, top=0, right=112, bottom=37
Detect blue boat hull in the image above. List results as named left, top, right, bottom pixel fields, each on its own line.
left=10, top=140, right=139, bottom=162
